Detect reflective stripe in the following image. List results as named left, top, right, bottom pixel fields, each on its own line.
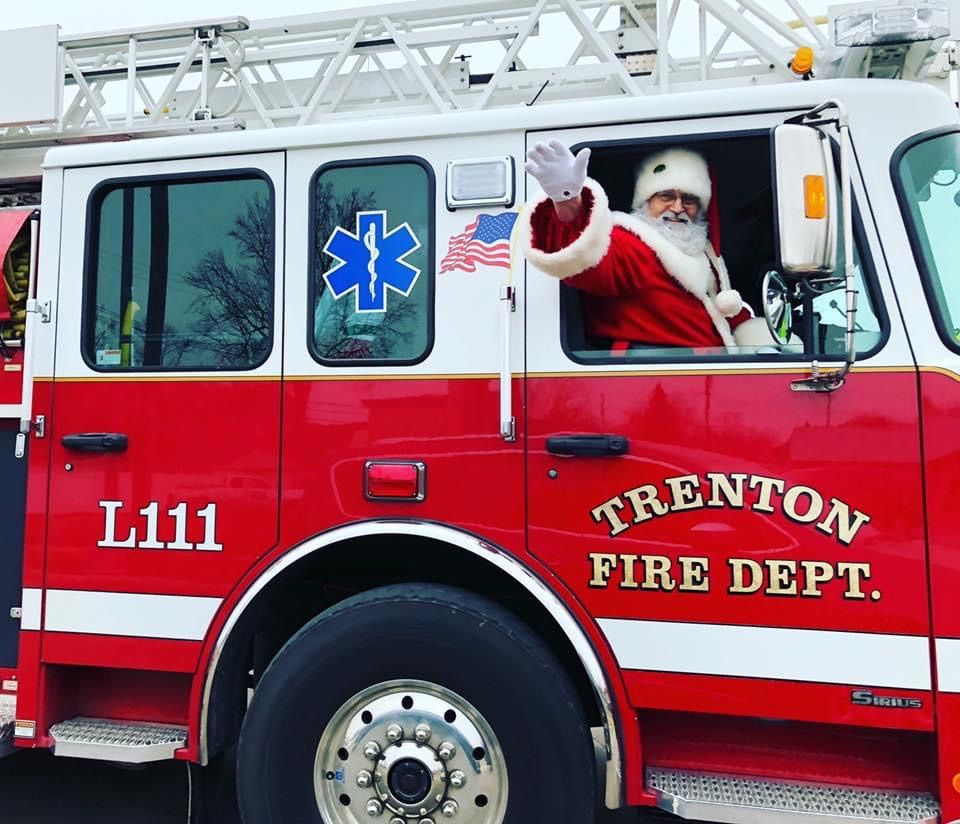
left=935, top=638, right=960, bottom=693
left=44, top=590, right=221, bottom=641
left=598, top=618, right=931, bottom=691
left=21, top=588, right=41, bottom=631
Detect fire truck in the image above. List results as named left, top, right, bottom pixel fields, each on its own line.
left=0, top=0, right=959, bottom=821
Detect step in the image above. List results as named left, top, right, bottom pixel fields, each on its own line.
left=0, top=693, right=14, bottom=756
left=50, top=717, right=187, bottom=763
left=647, top=768, right=940, bottom=824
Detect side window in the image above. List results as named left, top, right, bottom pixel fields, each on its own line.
left=85, top=172, right=274, bottom=371
left=558, top=135, right=883, bottom=362
left=311, top=159, right=433, bottom=364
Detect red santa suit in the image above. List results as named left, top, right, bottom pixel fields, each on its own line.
left=521, top=158, right=754, bottom=349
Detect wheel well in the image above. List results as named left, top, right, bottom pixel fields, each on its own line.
left=204, top=532, right=605, bottom=759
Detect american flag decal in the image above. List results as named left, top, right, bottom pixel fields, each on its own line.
left=440, top=212, right=518, bottom=273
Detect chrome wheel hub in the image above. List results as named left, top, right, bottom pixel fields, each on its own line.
left=314, top=679, right=508, bottom=823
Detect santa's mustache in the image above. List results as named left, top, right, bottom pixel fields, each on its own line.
left=659, top=211, right=692, bottom=224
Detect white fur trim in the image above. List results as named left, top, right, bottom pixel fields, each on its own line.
left=520, top=178, right=613, bottom=280
left=733, top=317, right=777, bottom=347
left=611, top=212, right=712, bottom=297
left=610, top=212, right=735, bottom=347
left=633, top=148, right=712, bottom=210
left=715, top=289, right=743, bottom=317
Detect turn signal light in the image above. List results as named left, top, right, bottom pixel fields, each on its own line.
left=803, top=175, right=827, bottom=220
left=953, top=772, right=960, bottom=795
left=364, top=461, right=426, bottom=501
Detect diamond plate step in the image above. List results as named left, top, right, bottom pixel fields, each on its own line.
left=50, top=717, right=187, bottom=763
left=647, top=768, right=940, bottom=824
left=0, top=693, right=14, bottom=755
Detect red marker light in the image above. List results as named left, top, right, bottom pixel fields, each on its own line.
left=364, top=461, right=426, bottom=501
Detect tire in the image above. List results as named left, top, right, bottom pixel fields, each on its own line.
left=236, top=584, right=596, bottom=824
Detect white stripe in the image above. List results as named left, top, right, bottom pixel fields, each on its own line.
left=21, top=588, right=41, bottom=631
left=936, top=638, right=960, bottom=693
left=598, top=618, right=931, bottom=691
left=44, top=590, right=222, bottom=641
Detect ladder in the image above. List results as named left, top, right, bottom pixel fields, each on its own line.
left=0, top=0, right=952, bottom=153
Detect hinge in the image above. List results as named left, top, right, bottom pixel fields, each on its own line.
left=9, top=607, right=21, bottom=620
left=26, top=299, right=51, bottom=323
left=499, top=285, right=516, bottom=312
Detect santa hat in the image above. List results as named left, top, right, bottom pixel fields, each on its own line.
left=632, top=148, right=712, bottom=211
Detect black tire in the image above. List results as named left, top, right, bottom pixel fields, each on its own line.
left=236, top=583, right=596, bottom=824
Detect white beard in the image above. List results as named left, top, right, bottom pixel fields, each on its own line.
left=634, top=203, right=709, bottom=258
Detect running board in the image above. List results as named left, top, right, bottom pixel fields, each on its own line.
left=50, top=717, right=187, bottom=763
left=647, top=768, right=940, bottom=824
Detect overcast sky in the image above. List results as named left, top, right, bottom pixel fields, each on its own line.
left=4, top=0, right=829, bottom=38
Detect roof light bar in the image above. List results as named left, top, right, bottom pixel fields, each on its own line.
left=833, top=1, right=950, bottom=47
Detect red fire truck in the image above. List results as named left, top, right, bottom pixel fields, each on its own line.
left=0, top=0, right=959, bottom=822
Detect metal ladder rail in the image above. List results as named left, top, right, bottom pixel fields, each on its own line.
left=0, top=0, right=830, bottom=148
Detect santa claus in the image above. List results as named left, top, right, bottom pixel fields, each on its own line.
left=521, top=139, right=774, bottom=351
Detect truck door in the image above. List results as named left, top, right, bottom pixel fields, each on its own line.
left=43, top=153, right=284, bottom=647
left=525, top=118, right=932, bottom=729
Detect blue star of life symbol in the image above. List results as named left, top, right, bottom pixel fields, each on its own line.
left=322, top=211, right=421, bottom=313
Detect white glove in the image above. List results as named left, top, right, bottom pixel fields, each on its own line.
left=525, top=140, right=591, bottom=202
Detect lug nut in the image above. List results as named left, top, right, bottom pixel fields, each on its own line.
left=386, top=723, right=404, bottom=743
left=366, top=798, right=384, bottom=816
left=390, top=819, right=405, bottom=824
left=449, top=770, right=466, bottom=788
left=363, top=741, right=382, bottom=760
left=442, top=799, right=459, bottom=817
left=356, top=770, right=373, bottom=788
left=438, top=742, right=456, bottom=761
left=419, top=819, right=435, bottom=824
left=414, top=723, right=432, bottom=743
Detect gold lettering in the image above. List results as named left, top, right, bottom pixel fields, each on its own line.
left=765, top=559, right=798, bottom=595
left=729, top=558, right=763, bottom=594
left=679, top=556, right=710, bottom=592
left=589, top=553, right=618, bottom=587
left=642, top=556, right=677, bottom=591
left=838, top=562, right=871, bottom=600
left=665, top=474, right=704, bottom=512
left=622, top=484, right=670, bottom=524
left=816, top=499, right=872, bottom=546
left=706, top=472, right=747, bottom=508
left=749, top=476, right=786, bottom=513
left=800, top=560, right=834, bottom=597
left=591, top=497, right=630, bottom=537
left=620, top=554, right=640, bottom=589
left=782, top=485, right=824, bottom=524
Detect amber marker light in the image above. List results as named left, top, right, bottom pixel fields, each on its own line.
left=803, top=175, right=827, bottom=220
left=952, top=772, right=960, bottom=795
left=791, top=46, right=815, bottom=78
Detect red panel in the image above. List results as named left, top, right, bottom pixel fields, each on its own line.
left=624, top=670, right=934, bottom=731
left=641, top=711, right=936, bottom=791
left=41, top=633, right=200, bottom=673
left=0, top=348, right=23, bottom=404
left=44, top=379, right=281, bottom=596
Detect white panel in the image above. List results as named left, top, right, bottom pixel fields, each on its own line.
left=936, top=638, right=960, bottom=693
left=598, top=618, right=931, bottom=690
left=20, top=588, right=42, bottom=631
left=56, top=153, right=285, bottom=380
left=44, top=590, right=222, bottom=641
left=0, top=26, right=60, bottom=127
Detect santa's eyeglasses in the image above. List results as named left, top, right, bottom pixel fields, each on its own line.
left=652, top=190, right=701, bottom=208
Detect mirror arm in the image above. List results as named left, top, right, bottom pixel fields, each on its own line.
left=792, top=100, right=857, bottom=394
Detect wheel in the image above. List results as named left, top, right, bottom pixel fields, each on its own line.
left=236, top=583, right=596, bottom=823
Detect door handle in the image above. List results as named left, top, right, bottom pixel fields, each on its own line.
left=61, top=433, right=129, bottom=453
left=545, top=434, right=629, bottom=457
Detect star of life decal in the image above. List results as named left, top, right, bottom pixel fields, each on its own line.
left=322, top=211, right=421, bottom=313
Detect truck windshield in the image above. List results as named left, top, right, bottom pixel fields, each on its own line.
left=897, top=131, right=960, bottom=348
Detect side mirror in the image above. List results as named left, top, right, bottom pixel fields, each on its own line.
left=762, top=270, right=794, bottom=345
left=772, top=123, right=838, bottom=275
